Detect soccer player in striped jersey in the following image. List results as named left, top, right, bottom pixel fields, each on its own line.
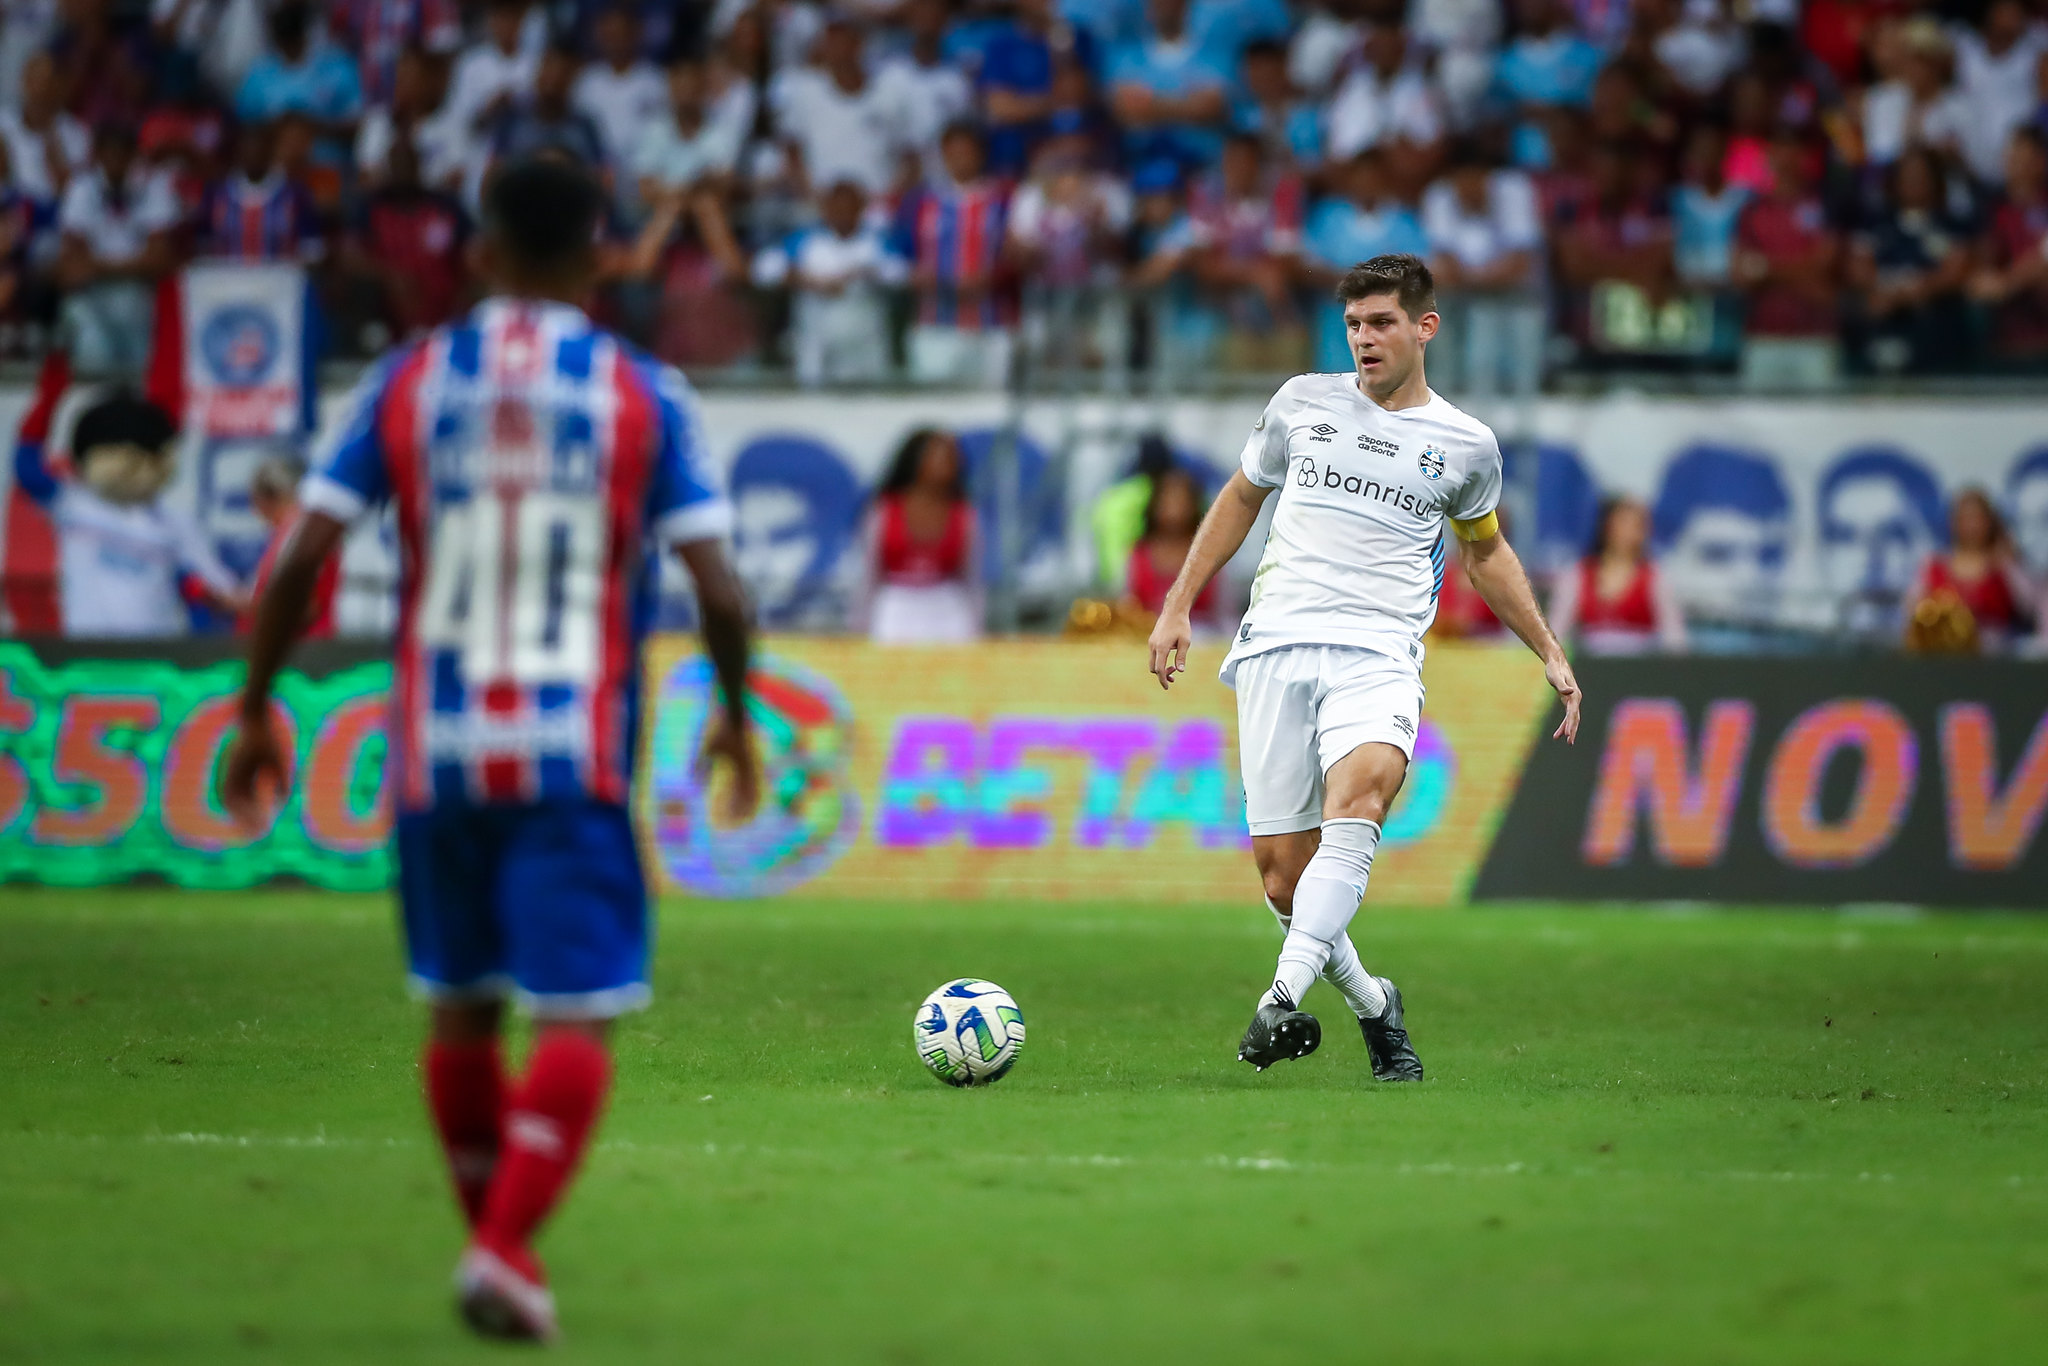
left=1146, top=254, right=1582, bottom=1081
left=223, top=158, right=759, bottom=1342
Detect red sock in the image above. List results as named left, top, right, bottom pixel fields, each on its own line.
left=475, top=1029, right=612, bottom=1262
left=424, top=1038, right=506, bottom=1226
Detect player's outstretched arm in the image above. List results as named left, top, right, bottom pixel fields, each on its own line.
left=1458, top=527, right=1584, bottom=744
left=677, top=538, right=763, bottom=823
left=1148, top=469, right=1272, bottom=690
left=223, top=511, right=348, bottom=827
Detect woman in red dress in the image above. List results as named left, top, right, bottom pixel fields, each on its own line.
left=1548, top=496, right=1688, bottom=655
left=1906, top=488, right=2037, bottom=651
left=1120, top=467, right=1224, bottom=631
left=863, top=428, right=981, bottom=643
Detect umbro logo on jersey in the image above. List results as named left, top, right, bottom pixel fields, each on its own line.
left=1309, top=424, right=1338, bottom=442
left=1392, top=715, right=1416, bottom=737
left=1239, top=620, right=1253, bottom=642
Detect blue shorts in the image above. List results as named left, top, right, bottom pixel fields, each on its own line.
left=395, top=800, right=650, bottom=1019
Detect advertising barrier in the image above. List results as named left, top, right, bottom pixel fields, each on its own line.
left=1474, top=657, right=2048, bottom=908
left=0, top=637, right=1550, bottom=905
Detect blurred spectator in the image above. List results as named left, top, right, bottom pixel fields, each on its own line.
left=490, top=41, right=608, bottom=181
left=902, top=123, right=1013, bottom=387
left=1423, top=140, right=1543, bottom=395
left=447, top=0, right=541, bottom=179
left=355, top=45, right=463, bottom=191
left=863, top=427, right=982, bottom=644
left=47, top=0, right=156, bottom=130
left=236, top=1, right=365, bottom=140
left=327, top=0, right=461, bottom=109
left=1906, top=487, right=2038, bottom=652
left=10, top=354, right=243, bottom=635
left=1719, top=70, right=1778, bottom=195
left=1119, top=465, right=1220, bottom=627
left=751, top=179, right=907, bottom=387
left=574, top=3, right=668, bottom=183
left=1286, top=0, right=1361, bottom=98
left=1010, top=131, right=1133, bottom=373
left=1233, top=38, right=1320, bottom=173
left=1188, top=132, right=1305, bottom=371
left=774, top=13, right=905, bottom=199
left=1495, top=0, right=1604, bottom=167
left=0, top=52, right=89, bottom=207
left=1954, top=0, right=2047, bottom=187
left=1733, top=134, right=1843, bottom=388
left=242, top=453, right=338, bottom=637
left=1107, top=0, right=1231, bottom=169
left=1855, top=18, right=1965, bottom=173
left=1300, top=149, right=1427, bottom=372
left=1632, top=0, right=1742, bottom=102
left=980, top=0, right=1099, bottom=179
left=56, top=126, right=180, bottom=381
left=0, top=1, right=60, bottom=109
left=635, top=58, right=745, bottom=216
left=1972, top=126, right=2048, bottom=363
left=1412, top=0, right=1504, bottom=124
left=0, top=141, right=28, bottom=323
left=201, top=120, right=325, bottom=264
left=876, top=0, right=975, bottom=184
left=344, top=133, right=471, bottom=339
left=1550, top=495, right=1689, bottom=654
left=1185, top=0, right=1292, bottom=71
left=710, top=0, right=825, bottom=77
left=1124, top=156, right=1211, bottom=373
left=1552, top=140, right=1675, bottom=353
left=1090, top=431, right=1174, bottom=589
left=1671, top=122, right=1749, bottom=288
left=1848, top=146, right=1972, bottom=374
left=138, top=49, right=230, bottom=214
left=1323, top=20, right=1443, bottom=188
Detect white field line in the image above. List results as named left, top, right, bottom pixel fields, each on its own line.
left=4, top=1129, right=2036, bottom=1186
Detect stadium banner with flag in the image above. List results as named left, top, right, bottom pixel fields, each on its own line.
left=0, top=637, right=1551, bottom=904
left=1473, top=656, right=2048, bottom=909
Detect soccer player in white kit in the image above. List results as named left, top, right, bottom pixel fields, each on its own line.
left=1147, top=254, right=1583, bottom=1079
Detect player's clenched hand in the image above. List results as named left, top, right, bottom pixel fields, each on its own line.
left=698, top=712, right=762, bottom=824
left=1148, top=611, right=1192, bottom=690
left=1546, top=654, right=1583, bottom=744
left=222, top=706, right=289, bottom=831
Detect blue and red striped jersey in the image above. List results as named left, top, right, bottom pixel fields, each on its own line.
left=302, top=298, right=732, bottom=813
left=202, top=173, right=324, bottom=263
left=900, top=180, right=1012, bottom=330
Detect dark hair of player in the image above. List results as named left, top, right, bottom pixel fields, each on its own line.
left=73, top=390, right=177, bottom=457
left=1335, top=253, right=1435, bottom=321
left=482, top=156, right=603, bottom=281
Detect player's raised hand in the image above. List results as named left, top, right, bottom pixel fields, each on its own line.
left=1546, top=654, right=1583, bottom=744
left=1147, top=611, right=1192, bottom=690
left=222, top=706, right=290, bottom=831
left=698, top=711, right=762, bottom=825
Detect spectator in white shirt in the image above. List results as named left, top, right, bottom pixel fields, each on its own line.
left=1421, top=141, right=1545, bottom=396
left=1858, top=18, right=1969, bottom=172
left=752, top=179, right=909, bottom=386
left=446, top=0, right=541, bottom=174
left=55, top=127, right=182, bottom=381
left=574, top=4, right=671, bottom=189
left=0, top=52, right=91, bottom=207
left=1323, top=20, right=1444, bottom=187
left=1954, top=0, right=2048, bottom=185
left=1287, top=0, right=1362, bottom=97
left=356, top=45, right=465, bottom=192
left=1410, top=0, right=1504, bottom=124
left=875, top=0, right=974, bottom=184
left=635, top=58, right=746, bottom=204
left=774, top=14, right=907, bottom=198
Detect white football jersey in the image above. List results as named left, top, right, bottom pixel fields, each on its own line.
left=1222, top=373, right=1503, bottom=682
left=51, top=485, right=238, bottom=637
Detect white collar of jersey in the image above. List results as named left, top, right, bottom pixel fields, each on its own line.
left=468, top=296, right=595, bottom=334
left=1343, top=374, right=1441, bottom=418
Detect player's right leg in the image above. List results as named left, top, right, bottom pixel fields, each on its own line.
left=458, top=799, right=651, bottom=1342
left=1233, top=649, right=1325, bottom=1068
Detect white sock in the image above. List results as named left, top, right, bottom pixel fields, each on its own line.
left=1258, top=819, right=1381, bottom=1012
left=1262, top=896, right=1386, bottom=1018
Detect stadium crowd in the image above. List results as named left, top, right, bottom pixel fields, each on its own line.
left=3, top=0, right=2048, bottom=385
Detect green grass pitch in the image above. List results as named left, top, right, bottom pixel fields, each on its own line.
left=3, top=889, right=2045, bottom=1365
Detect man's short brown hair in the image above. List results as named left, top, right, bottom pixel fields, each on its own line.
left=1335, top=253, right=1436, bottom=321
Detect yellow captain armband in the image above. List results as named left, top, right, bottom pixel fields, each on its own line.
left=1449, top=511, right=1499, bottom=542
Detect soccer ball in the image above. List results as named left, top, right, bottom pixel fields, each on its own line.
left=913, top=979, right=1025, bottom=1086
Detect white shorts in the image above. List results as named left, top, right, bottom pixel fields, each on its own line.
left=1231, top=644, right=1424, bottom=837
